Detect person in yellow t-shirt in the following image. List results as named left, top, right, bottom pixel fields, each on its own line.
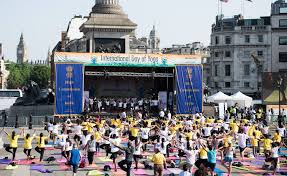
left=23, top=130, right=36, bottom=159
left=152, top=148, right=167, bottom=176
left=250, top=132, right=259, bottom=157
left=273, top=130, right=282, bottom=143
left=129, top=126, right=139, bottom=141
left=4, top=130, right=20, bottom=161
left=94, top=129, right=102, bottom=154
left=35, top=133, right=48, bottom=162
left=262, top=136, right=273, bottom=158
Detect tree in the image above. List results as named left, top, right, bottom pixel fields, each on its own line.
left=30, top=65, right=50, bottom=88
left=7, top=67, right=23, bottom=89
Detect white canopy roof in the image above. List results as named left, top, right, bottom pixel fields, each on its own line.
left=207, top=91, right=231, bottom=103
left=228, top=91, right=253, bottom=107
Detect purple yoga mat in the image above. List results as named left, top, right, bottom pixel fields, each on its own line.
left=0, top=159, right=11, bottom=164
left=30, top=164, right=45, bottom=172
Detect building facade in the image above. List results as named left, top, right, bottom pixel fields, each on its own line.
left=209, top=15, right=272, bottom=97
left=271, top=0, right=287, bottom=72
left=17, top=33, right=28, bottom=64
left=0, top=44, right=9, bottom=89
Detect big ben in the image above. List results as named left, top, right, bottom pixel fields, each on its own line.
left=17, top=33, right=28, bottom=64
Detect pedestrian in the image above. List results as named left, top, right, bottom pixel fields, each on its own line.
left=70, top=144, right=81, bottom=176
left=151, top=148, right=167, bottom=176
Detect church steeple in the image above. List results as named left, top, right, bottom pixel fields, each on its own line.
left=17, top=33, right=28, bottom=64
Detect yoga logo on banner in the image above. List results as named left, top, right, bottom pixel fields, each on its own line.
left=55, top=63, right=84, bottom=115
left=176, top=65, right=203, bottom=114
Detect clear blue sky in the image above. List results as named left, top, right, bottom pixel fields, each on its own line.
left=0, top=0, right=273, bottom=62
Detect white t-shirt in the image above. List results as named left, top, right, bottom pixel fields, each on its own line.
left=167, top=113, right=172, bottom=120
left=272, top=147, right=279, bottom=158
left=159, top=141, right=170, bottom=155
left=179, top=171, right=192, bottom=176
left=52, top=124, right=60, bottom=134
left=203, top=127, right=213, bottom=137
left=141, top=128, right=150, bottom=139
left=80, top=134, right=91, bottom=147
left=110, top=138, right=121, bottom=153
left=238, top=133, right=249, bottom=148
left=74, top=125, right=83, bottom=135
left=277, top=127, right=285, bottom=137
left=48, top=123, right=53, bottom=132
left=159, top=111, right=165, bottom=118
left=64, top=141, right=73, bottom=151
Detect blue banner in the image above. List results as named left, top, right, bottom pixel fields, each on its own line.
left=55, top=64, right=84, bottom=115
left=176, top=65, right=203, bottom=114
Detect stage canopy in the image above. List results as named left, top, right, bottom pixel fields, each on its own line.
left=228, top=91, right=253, bottom=108
left=207, top=91, right=231, bottom=103
left=54, top=52, right=202, bottom=67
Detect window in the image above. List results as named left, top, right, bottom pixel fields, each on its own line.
left=258, top=35, right=263, bottom=42
left=225, top=65, right=231, bottom=76
left=225, top=82, right=231, bottom=88
left=225, top=51, right=231, bottom=58
left=215, top=52, right=219, bottom=57
left=279, top=52, right=287, bottom=62
left=279, top=36, right=287, bottom=45
left=244, top=82, right=250, bottom=88
left=245, top=35, right=250, bottom=43
left=215, top=36, right=219, bottom=45
left=280, top=7, right=287, bottom=14
left=279, top=19, right=287, bottom=27
left=243, top=51, right=250, bottom=58
left=257, top=51, right=263, bottom=57
left=244, top=64, right=250, bottom=76
left=225, top=36, right=231, bottom=44
left=215, top=82, right=219, bottom=88
left=215, top=65, right=219, bottom=76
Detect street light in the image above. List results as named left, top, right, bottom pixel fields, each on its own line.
left=277, top=75, right=283, bottom=123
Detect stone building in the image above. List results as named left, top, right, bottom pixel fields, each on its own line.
left=0, top=44, right=9, bottom=89
left=17, top=33, right=28, bottom=64
left=209, top=14, right=272, bottom=97
left=271, top=0, right=287, bottom=72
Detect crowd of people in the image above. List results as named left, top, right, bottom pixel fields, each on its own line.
left=2, top=107, right=287, bottom=176
left=86, top=97, right=170, bottom=113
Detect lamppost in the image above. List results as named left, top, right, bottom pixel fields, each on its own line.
left=0, top=71, right=2, bottom=90
left=277, top=75, right=283, bottom=123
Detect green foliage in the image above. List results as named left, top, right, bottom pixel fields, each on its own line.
left=6, top=62, right=50, bottom=89
left=30, top=65, right=51, bottom=88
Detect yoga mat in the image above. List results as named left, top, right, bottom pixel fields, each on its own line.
left=232, top=166, right=250, bottom=171
left=56, top=158, right=67, bottom=163
left=214, top=167, right=225, bottom=176
left=0, top=159, right=11, bottom=164
left=30, top=164, right=46, bottom=173
left=87, top=170, right=104, bottom=176
left=98, top=157, right=112, bottom=162
left=17, top=159, right=37, bottom=165
left=132, top=169, right=153, bottom=176
left=59, top=163, right=70, bottom=171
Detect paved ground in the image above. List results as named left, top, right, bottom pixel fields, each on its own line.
left=0, top=127, right=286, bottom=176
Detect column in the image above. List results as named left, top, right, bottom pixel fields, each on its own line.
left=89, top=38, right=93, bottom=53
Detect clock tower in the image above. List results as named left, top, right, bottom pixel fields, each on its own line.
left=17, top=33, right=28, bottom=64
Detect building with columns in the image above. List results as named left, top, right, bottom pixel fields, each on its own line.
left=0, top=44, right=9, bottom=89
left=17, top=33, right=28, bottom=64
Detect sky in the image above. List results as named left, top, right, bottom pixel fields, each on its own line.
left=0, top=0, right=274, bottom=62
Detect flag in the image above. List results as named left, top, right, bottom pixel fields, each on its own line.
left=220, top=0, right=229, bottom=2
